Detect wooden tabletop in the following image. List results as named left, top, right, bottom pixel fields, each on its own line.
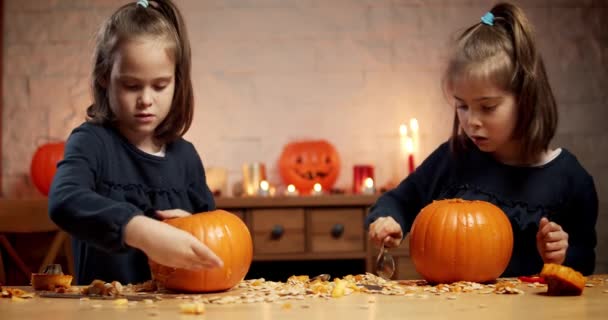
left=2, top=279, right=607, bottom=320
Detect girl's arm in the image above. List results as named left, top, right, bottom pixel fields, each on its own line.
left=48, top=127, right=142, bottom=253
left=562, top=175, right=598, bottom=275
left=365, top=143, right=452, bottom=237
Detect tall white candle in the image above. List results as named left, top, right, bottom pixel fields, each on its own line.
left=399, top=124, right=409, bottom=178
left=406, top=137, right=415, bottom=174
left=410, top=118, right=419, bottom=165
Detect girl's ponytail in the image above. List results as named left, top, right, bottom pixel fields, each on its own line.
left=492, top=3, right=557, bottom=161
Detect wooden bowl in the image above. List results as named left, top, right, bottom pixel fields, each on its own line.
left=30, top=273, right=73, bottom=290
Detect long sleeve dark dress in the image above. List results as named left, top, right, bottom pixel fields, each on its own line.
left=365, top=141, right=598, bottom=276
left=48, top=122, right=215, bottom=285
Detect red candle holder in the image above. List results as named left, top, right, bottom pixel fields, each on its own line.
left=353, top=165, right=374, bottom=194
left=408, top=154, right=415, bottom=174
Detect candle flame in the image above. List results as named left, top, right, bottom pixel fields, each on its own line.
left=260, top=180, right=269, bottom=191
left=399, top=124, right=408, bottom=136
left=287, top=184, right=296, bottom=192
left=313, top=183, right=322, bottom=192
left=410, top=118, right=418, bottom=132
left=406, top=138, right=414, bottom=153
left=364, top=177, right=374, bottom=188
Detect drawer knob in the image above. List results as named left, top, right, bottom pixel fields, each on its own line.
left=271, top=225, right=284, bottom=239
left=331, top=223, right=345, bottom=238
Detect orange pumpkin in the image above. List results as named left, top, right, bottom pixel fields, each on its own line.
left=30, top=142, right=65, bottom=196
left=409, top=199, right=513, bottom=284
left=149, top=210, right=253, bottom=292
left=278, top=140, right=340, bottom=194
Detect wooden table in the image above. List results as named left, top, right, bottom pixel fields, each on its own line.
left=1, top=279, right=607, bottom=320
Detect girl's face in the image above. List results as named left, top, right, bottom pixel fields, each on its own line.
left=452, top=77, right=519, bottom=163
left=107, top=36, right=175, bottom=146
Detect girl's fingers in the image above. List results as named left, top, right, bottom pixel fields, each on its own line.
left=191, top=242, right=223, bottom=268
left=156, top=209, right=191, bottom=219
left=545, top=239, right=568, bottom=252
left=383, top=235, right=401, bottom=248
left=544, top=250, right=566, bottom=263
left=545, top=230, right=568, bottom=242
left=369, top=217, right=403, bottom=248
left=543, top=221, right=562, bottom=234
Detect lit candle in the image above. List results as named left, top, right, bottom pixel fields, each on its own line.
left=410, top=118, right=419, bottom=163
left=284, top=184, right=299, bottom=196
left=259, top=180, right=270, bottom=197
left=361, top=177, right=375, bottom=195
left=406, top=138, right=415, bottom=174
left=311, top=183, right=323, bottom=196
left=399, top=124, right=409, bottom=178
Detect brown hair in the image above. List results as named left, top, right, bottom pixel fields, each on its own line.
left=87, top=0, right=193, bottom=144
left=445, top=2, right=557, bottom=164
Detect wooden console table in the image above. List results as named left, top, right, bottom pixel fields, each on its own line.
left=216, top=195, right=419, bottom=280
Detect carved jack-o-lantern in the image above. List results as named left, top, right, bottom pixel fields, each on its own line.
left=278, top=140, right=340, bottom=194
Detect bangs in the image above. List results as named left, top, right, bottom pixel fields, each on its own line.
left=112, top=6, right=181, bottom=57
left=445, top=24, right=515, bottom=93
left=447, top=51, right=514, bottom=93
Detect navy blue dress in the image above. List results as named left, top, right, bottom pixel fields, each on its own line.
left=48, top=122, right=215, bottom=285
left=365, top=141, right=598, bottom=276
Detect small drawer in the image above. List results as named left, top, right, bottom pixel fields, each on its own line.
left=310, top=209, right=364, bottom=253
left=252, top=209, right=305, bottom=254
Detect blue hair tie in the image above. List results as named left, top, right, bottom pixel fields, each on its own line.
left=136, top=0, right=149, bottom=8
left=481, top=12, right=494, bottom=26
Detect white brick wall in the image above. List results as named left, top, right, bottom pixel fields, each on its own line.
left=3, top=0, right=607, bottom=271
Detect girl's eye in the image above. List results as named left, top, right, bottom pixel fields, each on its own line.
left=123, top=84, right=140, bottom=91
left=456, top=104, right=468, bottom=111
left=482, top=105, right=497, bottom=112
left=154, top=84, right=168, bottom=91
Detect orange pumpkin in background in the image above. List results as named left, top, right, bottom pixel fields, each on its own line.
left=278, top=140, right=340, bottom=194
left=30, top=142, right=65, bottom=196
left=149, top=210, right=253, bottom=292
left=409, top=199, right=513, bottom=284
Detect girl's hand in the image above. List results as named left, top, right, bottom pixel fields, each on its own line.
left=125, top=215, right=223, bottom=270
left=156, top=209, right=191, bottom=220
left=368, top=216, right=403, bottom=248
left=536, top=217, right=569, bottom=265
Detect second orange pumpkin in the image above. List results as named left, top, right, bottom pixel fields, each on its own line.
left=409, top=199, right=513, bottom=284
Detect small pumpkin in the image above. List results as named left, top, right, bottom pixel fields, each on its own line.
left=149, top=210, right=253, bottom=292
left=540, top=263, right=586, bottom=296
left=30, top=142, right=65, bottom=196
left=409, top=199, right=513, bottom=284
left=278, top=140, right=340, bottom=194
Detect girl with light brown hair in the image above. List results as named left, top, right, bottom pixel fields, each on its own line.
left=49, top=0, right=223, bottom=285
left=367, top=2, right=597, bottom=277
